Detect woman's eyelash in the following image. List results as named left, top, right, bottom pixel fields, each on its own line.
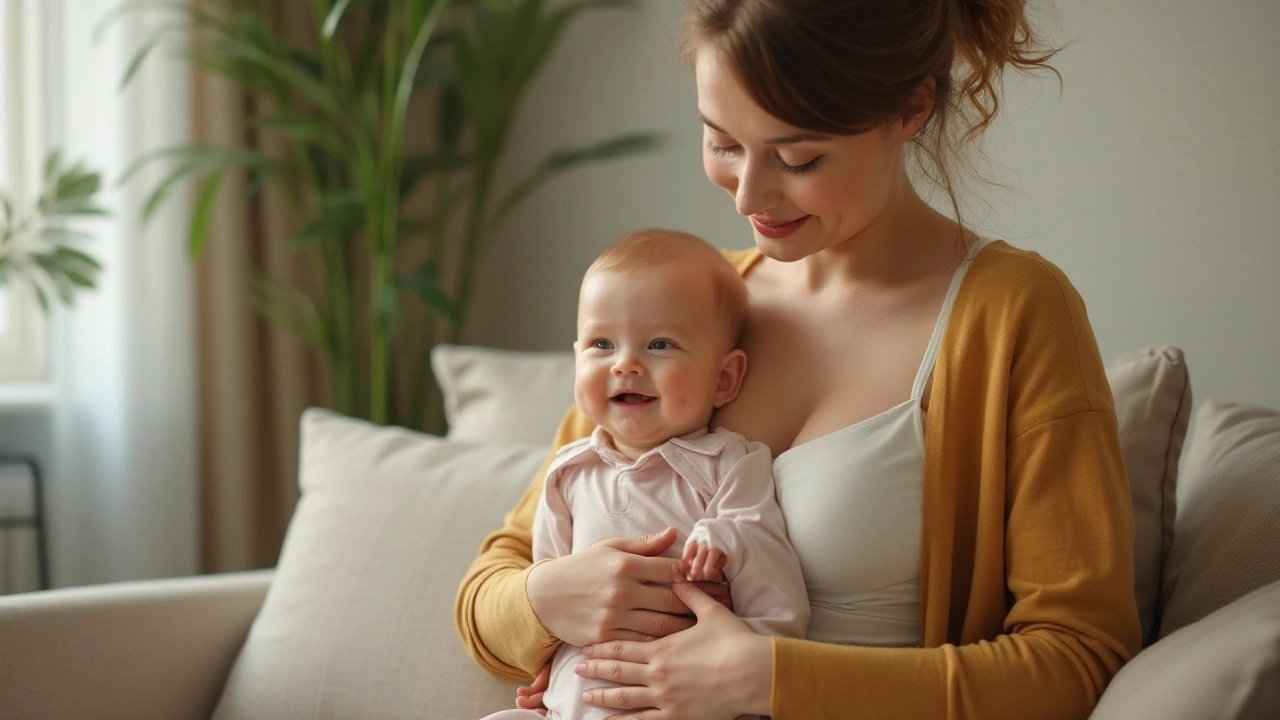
left=705, top=141, right=736, bottom=158
left=778, top=155, right=821, bottom=176
left=704, top=141, right=822, bottom=175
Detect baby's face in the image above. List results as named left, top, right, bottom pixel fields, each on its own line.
left=574, top=264, right=734, bottom=457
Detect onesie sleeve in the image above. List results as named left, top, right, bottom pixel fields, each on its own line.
left=686, top=442, right=810, bottom=639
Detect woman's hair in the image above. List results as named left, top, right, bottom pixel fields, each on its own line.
left=681, top=0, right=1060, bottom=226
left=588, top=228, right=749, bottom=349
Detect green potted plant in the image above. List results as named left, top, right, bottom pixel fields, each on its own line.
left=104, top=0, right=658, bottom=431
left=0, top=152, right=105, bottom=312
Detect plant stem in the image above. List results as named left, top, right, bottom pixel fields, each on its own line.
left=450, top=151, right=498, bottom=345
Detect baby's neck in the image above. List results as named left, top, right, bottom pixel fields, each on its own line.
left=602, top=426, right=708, bottom=463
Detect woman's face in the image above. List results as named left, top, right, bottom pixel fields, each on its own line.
left=694, top=45, right=918, bottom=262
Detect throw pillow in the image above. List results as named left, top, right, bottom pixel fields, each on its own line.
left=211, top=409, right=546, bottom=720
left=1091, top=579, right=1280, bottom=720
left=1158, top=401, right=1280, bottom=638
left=431, top=344, right=575, bottom=445
left=1104, top=346, right=1192, bottom=644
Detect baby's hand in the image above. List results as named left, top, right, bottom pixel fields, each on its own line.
left=514, top=663, right=550, bottom=715
left=680, top=540, right=728, bottom=583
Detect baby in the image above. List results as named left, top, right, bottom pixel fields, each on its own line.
left=482, top=229, right=809, bottom=720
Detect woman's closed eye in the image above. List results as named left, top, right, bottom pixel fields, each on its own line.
left=704, top=140, right=822, bottom=176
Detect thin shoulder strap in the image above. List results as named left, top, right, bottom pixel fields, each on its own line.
left=911, top=239, right=990, bottom=398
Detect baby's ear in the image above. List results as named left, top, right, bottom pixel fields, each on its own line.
left=713, top=349, right=747, bottom=408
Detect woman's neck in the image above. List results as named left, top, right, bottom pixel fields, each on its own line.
left=792, top=186, right=966, bottom=294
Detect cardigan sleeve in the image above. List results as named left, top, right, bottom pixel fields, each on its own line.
left=453, top=406, right=596, bottom=681
left=770, top=251, right=1142, bottom=719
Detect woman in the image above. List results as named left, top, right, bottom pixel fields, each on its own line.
left=456, top=1, right=1141, bottom=717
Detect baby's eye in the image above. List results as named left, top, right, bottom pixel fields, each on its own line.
left=591, top=339, right=613, bottom=350
left=649, top=340, right=673, bottom=350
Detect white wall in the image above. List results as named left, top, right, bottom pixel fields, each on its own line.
left=469, top=0, right=1280, bottom=413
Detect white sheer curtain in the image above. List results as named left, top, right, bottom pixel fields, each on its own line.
left=0, top=0, right=48, bottom=385
left=41, top=0, right=198, bottom=586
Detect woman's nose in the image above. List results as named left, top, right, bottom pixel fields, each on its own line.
left=734, top=162, right=779, bottom=217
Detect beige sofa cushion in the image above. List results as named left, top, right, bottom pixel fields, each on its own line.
left=1104, top=346, right=1192, bottom=643
left=1091, top=579, right=1280, bottom=720
left=431, top=343, right=575, bottom=445
left=1158, top=401, right=1280, bottom=639
left=211, top=409, right=545, bottom=720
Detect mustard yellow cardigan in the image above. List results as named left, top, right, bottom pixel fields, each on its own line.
left=455, top=241, right=1141, bottom=719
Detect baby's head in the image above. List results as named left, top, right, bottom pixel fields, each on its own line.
left=574, top=229, right=749, bottom=459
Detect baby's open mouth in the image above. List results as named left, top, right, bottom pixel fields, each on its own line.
left=611, top=392, right=656, bottom=405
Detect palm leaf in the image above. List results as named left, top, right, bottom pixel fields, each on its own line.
left=188, top=171, right=224, bottom=257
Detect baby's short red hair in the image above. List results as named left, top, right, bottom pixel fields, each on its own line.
left=587, top=228, right=748, bottom=349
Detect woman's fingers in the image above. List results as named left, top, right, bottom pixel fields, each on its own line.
left=631, top=581, right=689, bottom=615
left=668, top=565, right=731, bottom=619
left=582, top=639, right=652, bottom=663
left=574, top=658, right=648, bottom=686
left=622, top=553, right=685, bottom=585
left=599, top=628, right=658, bottom=643
left=581, top=684, right=657, bottom=711
left=597, top=527, right=677, bottom=557
left=625, top=608, right=696, bottom=638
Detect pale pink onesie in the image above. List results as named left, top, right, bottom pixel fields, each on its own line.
left=482, top=425, right=809, bottom=720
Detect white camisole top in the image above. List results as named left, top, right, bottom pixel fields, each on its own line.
left=771, top=242, right=984, bottom=647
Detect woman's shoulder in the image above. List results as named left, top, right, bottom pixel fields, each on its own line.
left=960, top=240, right=1089, bottom=319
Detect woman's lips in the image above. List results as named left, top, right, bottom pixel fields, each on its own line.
left=751, top=215, right=810, bottom=239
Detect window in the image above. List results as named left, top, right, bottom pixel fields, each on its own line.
left=0, top=1, right=50, bottom=383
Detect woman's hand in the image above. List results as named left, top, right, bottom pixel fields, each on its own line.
left=574, top=566, right=774, bottom=719
left=528, top=528, right=702, bottom=647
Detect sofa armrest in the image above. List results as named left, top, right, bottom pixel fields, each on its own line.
left=0, top=569, right=273, bottom=720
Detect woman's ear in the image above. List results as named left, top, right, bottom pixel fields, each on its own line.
left=712, top=349, right=748, bottom=408
left=895, top=76, right=937, bottom=142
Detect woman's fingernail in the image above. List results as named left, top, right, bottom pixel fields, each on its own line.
left=575, top=662, right=586, bottom=673
left=583, top=645, right=595, bottom=657
left=582, top=691, right=593, bottom=702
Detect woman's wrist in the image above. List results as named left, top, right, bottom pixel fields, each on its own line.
left=524, top=559, right=557, bottom=637
left=733, top=632, right=775, bottom=715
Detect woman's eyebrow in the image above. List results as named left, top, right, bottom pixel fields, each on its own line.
left=698, top=110, right=830, bottom=145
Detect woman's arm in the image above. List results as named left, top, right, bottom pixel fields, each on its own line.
left=454, top=407, right=595, bottom=681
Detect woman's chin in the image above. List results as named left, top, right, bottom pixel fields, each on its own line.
left=753, top=232, right=819, bottom=263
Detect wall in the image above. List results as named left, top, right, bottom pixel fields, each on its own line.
left=468, top=0, right=1280, bottom=413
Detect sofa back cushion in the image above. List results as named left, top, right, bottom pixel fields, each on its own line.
left=1158, top=401, right=1280, bottom=638
left=211, top=409, right=545, bottom=720
left=1104, top=346, right=1192, bottom=644
left=431, top=343, right=575, bottom=445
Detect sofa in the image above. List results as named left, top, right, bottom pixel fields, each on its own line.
left=1, top=344, right=1277, bottom=720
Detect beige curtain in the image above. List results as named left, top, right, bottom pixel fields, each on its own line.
left=193, top=2, right=329, bottom=574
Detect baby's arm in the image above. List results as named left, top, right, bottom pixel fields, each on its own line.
left=683, top=441, right=810, bottom=639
